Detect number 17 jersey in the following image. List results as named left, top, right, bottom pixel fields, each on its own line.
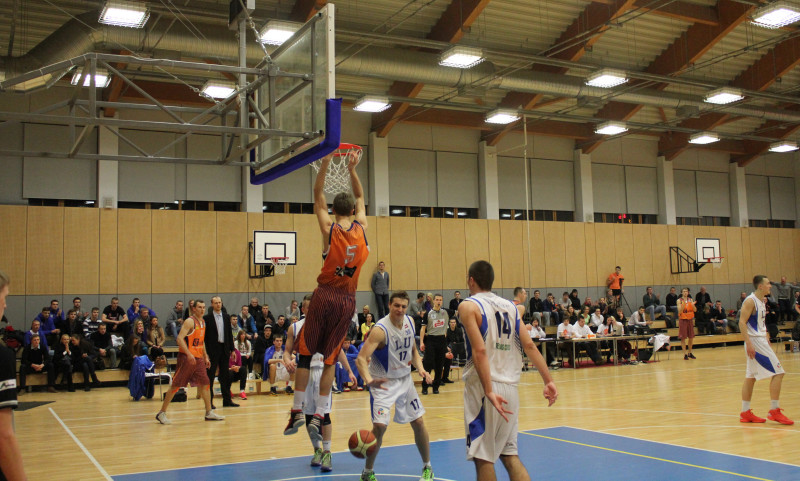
left=369, top=315, right=416, bottom=379
left=463, top=292, right=523, bottom=384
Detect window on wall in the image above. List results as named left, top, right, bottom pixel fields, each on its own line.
left=594, top=213, right=655, bottom=224
left=677, top=216, right=731, bottom=226
left=750, top=219, right=796, bottom=228
left=503, top=209, right=574, bottom=222
left=28, top=198, right=95, bottom=207
left=389, top=206, right=477, bottom=219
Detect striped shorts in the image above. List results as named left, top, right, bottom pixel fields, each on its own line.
left=297, top=284, right=356, bottom=365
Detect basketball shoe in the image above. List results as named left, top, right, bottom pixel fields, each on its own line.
left=740, top=409, right=766, bottom=423
left=768, top=408, right=794, bottom=425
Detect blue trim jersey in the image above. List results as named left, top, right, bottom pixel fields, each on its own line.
left=745, top=293, right=766, bottom=338
left=463, top=292, right=523, bottom=384
left=369, top=315, right=416, bottom=379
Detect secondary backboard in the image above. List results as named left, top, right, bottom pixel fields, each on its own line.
left=695, top=238, right=721, bottom=263
left=254, top=230, right=297, bottom=265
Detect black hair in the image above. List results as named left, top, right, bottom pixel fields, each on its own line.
left=468, top=260, right=494, bottom=291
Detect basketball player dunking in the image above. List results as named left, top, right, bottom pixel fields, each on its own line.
left=284, top=153, right=370, bottom=441
left=156, top=299, right=224, bottom=424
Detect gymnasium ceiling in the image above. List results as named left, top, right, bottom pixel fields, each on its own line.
left=1, top=0, right=800, bottom=165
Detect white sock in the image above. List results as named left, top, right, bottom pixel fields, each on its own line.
left=742, top=401, right=750, bottom=412
left=315, top=393, right=330, bottom=417
left=424, top=461, right=432, bottom=468
left=323, top=440, right=331, bottom=452
left=771, top=400, right=780, bottom=410
left=292, top=389, right=304, bottom=411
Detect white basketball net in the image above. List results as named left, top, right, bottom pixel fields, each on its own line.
left=271, top=257, right=289, bottom=275
left=311, top=143, right=363, bottom=195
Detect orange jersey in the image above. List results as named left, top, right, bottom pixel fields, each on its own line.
left=678, top=298, right=696, bottom=320
left=316, top=221, right=369, bottom=292
left=607, top=272, right=624, bottom=289
left=185, top=317, right=206, bottom=358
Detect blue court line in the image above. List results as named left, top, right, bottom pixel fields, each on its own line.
left=112, top=426, right=800, bottom=481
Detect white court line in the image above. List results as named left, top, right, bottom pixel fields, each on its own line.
left=275, top=475, right=457, bottom=481
left=49, top=408, right=113, bottom=481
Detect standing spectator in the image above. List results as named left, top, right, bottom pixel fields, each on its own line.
left=543, top=293, right=560, bottom=326
left=0, top=270, right=28, bottom=480
left=529, top=290, right=545, bottom=325
left=371, top=261, right=390, bottom=318
left=420, top=294, right=448, bottom=395
left=642, top=287, right=668, bottom=327
left=568, top=289, right=581, bottom=311
left=285, top=300, right=300, bottom=320
left=448, top=291, right=464, bottom=316
left=205, top=296, right=238, bottom=408
left=69, top=334, right=100, bottom=391
left=127, top=298, right=156, bottom=324
left=90, top=323, right=118, bottom=369
left=82, top=308, right=103, bottom=338
left=71, top=297, right=88, bottom=324
left=677, top=288, right=697, bottom=360
left=231, top=330, right=250, bottom=400
left=19, top=333, right=56, bottom=393
left=236, top=328, right=253, bottom=378
left=736, top=291, right=748, bottom=314
left=665, top=287, right=679, bottom=322
left=774, top=277, right=797, bottom=324
left=24, top=319, right=48, bottom=352
left=53, top=334, right=75, bottom=391
left=102, top=297, right=130, bottom=339
left=443, top=318, right=466, bottom=381
left=696, top=287, right=712, bottom=308
left=606, top=266, right=624, bottom=305
left=165, top=300, right=184, bottom=338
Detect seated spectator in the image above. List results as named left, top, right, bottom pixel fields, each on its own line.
left=557, top=316, right=574, bottom=366
left=358, top=305, right=371, bottom=329
left=629, top=306, right=655, bottom=334
left=571, top=317, right=602, bottom=365
left=134, top=308, right=153, bottom=336
left=253, top=324, right=273, bottom=376
left=360, top=313, right=376, bottom=341
left=230, top=330, right=250, bottom=400
left=127, top=298, right=156, bottom=324
left=597, top=297, right=609, bottom=318
left=665, top=287, right=679, bottom=321
left=24, top=319, right=49, bottom=353
left=272, top=315, right=288, bottom=337
left=589, top=308, right=605, bottom=332
left=735, top=292, right=748, bottom=316
left=696, top=286, right=712, bottom=308
left=543, top=293, right=560, bottom=326
left=182, top=299, right=194, bottom=322
left=528, top=290, right=545, bottom=325
left=569, top=289, right=581, bottom=311
left=408, top=293, right=427, bottom=335
left=564, top=306, right=578, bottom=325
left=443, top=318, right=468, bottom=379
left=578, top=306, right=591, bottom=328
left=165, top=300, right=184, bottom=338
left=764, top=295, right=779, bottom=340
left=256, top=304, right=275, bottom=334
left=615, top=307, right=628, bottom=333
left=709, top=300, right=733, bottom=333
left=424, top=293, right=434, bottom=312
left=229, top=314, right=242, bottom=339
left=525, top=318, right=555, bottom=367
left=239, top=306, right=257, bottom=340
left=70, top=334, right=101, bottom=391
left=248, top=297, right=261, bottom=317
left=285, top=300, right=300, bottom=320
left=583, top=297, right=595, bottom=312
left=448, top=291, right=464, bottom=316
left=643, top=287, right=670, bottom=328
left=53, top=334, right=75, bottom=392
left=559, top=292, right=571, bottom=314
left=695, top=305, right=715, bottom=335
left=82, top=308, right=103, bottom=338
left=119, top=331, right=143, bottom=370
left=335, top=338, right=362, bottom=392
left=608, top=316, right=632, bottom=362
left=48, top=299, right=65, bottom=323
left=36, top=307, right=59, bottom=347
left=90, top=322, right=118, bottom=369
left=58, top=309, right=83, bottom=337
left=71, top=297, right=88, bottom=324
left=18, top=334, right=56, bottom=393
left=131, top=319, right=147, bottom=354
left=347, top=317, right=360, bottom=345
left=263, top=335, right=294, bottom=395
left=146, top=317, right=165, bottom=356
left=102, top=297, right=130, bottom=339
left=605, top=288, right=619, bottom=311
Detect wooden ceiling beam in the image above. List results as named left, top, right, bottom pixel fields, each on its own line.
left=593, top=0, right=719, bottom=25
left=289, top=0, right=327, bottom=23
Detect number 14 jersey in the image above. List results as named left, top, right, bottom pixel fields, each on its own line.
left=463, top=292, right=523, bottom=384
left=370, top=315, right=416, bottom=379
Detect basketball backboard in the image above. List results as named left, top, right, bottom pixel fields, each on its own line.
left=695, top=238, right=721, bottom=263
left=254, top=230, right=297, bottom=265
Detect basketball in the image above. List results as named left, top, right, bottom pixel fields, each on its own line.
left=348, top=429, right=377, bottom=459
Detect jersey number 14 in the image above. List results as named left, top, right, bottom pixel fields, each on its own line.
left=494, top=312, right=512, bottom=339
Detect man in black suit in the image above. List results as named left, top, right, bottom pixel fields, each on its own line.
left=204, top=296, right=238, bottom=408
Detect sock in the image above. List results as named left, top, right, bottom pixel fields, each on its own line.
left=362, top=469, right=373, bottom=474
left=771, top=400, right=780, bottom=410
left=292, top=389, right=304, bottom=411
left=742, top=401, right=751, bottom=412
left=315, top=392, right=330, bottom=417
left=424, top=461, right=431, bottom=468
left=323, top=440, right=331, bottom=452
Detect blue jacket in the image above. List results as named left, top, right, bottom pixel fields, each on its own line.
left=36, top=314, right=57, bottom=336
left=262, top=345, right=284, bottom=380
left=23, top=330, right=48, bottom=352
left=128, top=304, right=156, bottom=324
left=128, top=355, right=154, bottom=401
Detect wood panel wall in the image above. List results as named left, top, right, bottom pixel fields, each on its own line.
left=2, top=205, right=800, bottom=298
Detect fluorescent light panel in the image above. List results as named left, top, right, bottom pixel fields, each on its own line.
left=705, top=87, right=744, bottom=105
left=769, top=141, right=798, bottom=152
left=99, top=0, right=150, bottom=28
left=485, top=109, right=519, bottom=124
left=439, top=46, right=485, bottom=68
left=259, top=20, right=300, bottom=45
left=354, top=96, right=390, bottom=113
left=70, top=68, right=111, bottom=88
left=201, top=80, right=236, bottom=99
left=689, top=132, right=719, bottom=144
left=751, top=1, right=800, bottom=28
left=595, top=121, right=627, bottom=135
left=585, top=68, right=627, bottom=88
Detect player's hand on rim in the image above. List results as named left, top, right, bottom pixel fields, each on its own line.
left=367, top=377, right=388, bottom=390
left=486, top=392, right=513, bottom=422
left=347, top=152, right=360, bottom=170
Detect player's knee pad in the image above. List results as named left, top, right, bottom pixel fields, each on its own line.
left=322, top=413, right=331, bottom=426
left=297, top=354, right=312, bottom=369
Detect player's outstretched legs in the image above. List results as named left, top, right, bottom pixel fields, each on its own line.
left=499, top=455, right=531, bottom=481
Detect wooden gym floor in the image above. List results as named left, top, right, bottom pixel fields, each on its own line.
left=14, top=344, right=800, bottom=480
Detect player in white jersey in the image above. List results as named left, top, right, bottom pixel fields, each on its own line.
left=356, top=291, right=434, bottom=481
left=459, top=261, right=558, bottom=481
left=284, top=300, right=357, bottom=471
left=739, top=275, right=793, bottom=425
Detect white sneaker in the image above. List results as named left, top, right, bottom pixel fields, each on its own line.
left=156, top=411, right=171, bottom=425
left=205, top=410, right=226, bottom=421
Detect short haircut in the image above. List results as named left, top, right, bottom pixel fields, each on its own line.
left=278, top=315, right=285, bottom=320
left=303, top=294, right=313, bottom=302
left=70, top=333, right=81, bottom=340
left=230, top=314, right=238, bottom=319
left=41, top=307, right=50, bottom=313
left=753, top=275, right=768, bottom=290
left=30, top=333, right=40, bottom=340
left=562, top=291, right=569, bottom=296
left=73, top=297, right=81, bottom=302
left=92, top=307, right=99, bottom=312
left=547, top=293, right=553, bottom=297
left=273, top=334, right=284, bottom=341
left=417, top=292, right=425, bottom=299
left=68, top=309, right=77, bottom=315
left=716, top=300, right=721, bottom=303
left=646, top=286, right=652, bottom=290
left=133, top=297, right=140, bottom=302
left=615, top=266, right=621, bottom=269
left=533, top=290, right=540, bottom=294
left=434, top=293, right=443, bottom=299
left=390, top=290, right=410, bottom=305
left=111, top=297, right=119, bottom=302
left=0, top=270, right=8, bottom=291
left=454, top=291, right=460, bottom=294
left=513, top=287, right=524, bottom=296
left=638, top=306, right=645, bottom=310
left=194, top=299, right=205, bottom=308
left=332, top=192, right=355, bottom=217
left=176, top=299, right=183, bottom=304
left=468, top=260, right=494, bottom=291
left=571, top=289, right=578, bottom=294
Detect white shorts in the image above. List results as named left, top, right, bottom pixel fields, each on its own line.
left=463, top=377, right=519, bottom=462
left=303, top=367, right=332, bottom=415
left=370, top=376, right=424, bottom=425
left=275, top=364, right=291, bottom=383
left=745, top=336, right=784, bottom=381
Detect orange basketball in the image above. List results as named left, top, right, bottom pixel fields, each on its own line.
left=348, top=429, right=377, bottom=459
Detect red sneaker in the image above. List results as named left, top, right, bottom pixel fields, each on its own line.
left=768, top=408, right=794, bottom=425
left=740, top=409, right=766, bottom=423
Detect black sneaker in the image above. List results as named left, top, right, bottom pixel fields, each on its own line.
left=684, top=354, right=689, bottom=360
left=433, top=388, right=439, bottom=394
left=284, top=409, right=305, bottom=435
left=688, top=353, right=696, bottom=359
left=270, top=386, right=279, bottom=396
left=285, top=385, right=294, bottom=394
left=421, top=388, right=428, bottom=395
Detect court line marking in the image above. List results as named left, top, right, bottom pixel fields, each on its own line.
left=521, top=431, right=772, bottom=480
left=49, top=408, right=113, bottom=481
left=601, top=424, right=800, bottom=434
left=268, top=474, right=456, bottom=481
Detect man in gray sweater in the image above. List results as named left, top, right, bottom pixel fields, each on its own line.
left=774, top=277, right=797, bottom=324
left=371, top=261, right=390, bottom=318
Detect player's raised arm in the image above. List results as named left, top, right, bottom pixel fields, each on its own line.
left=313, top=154, right=334, bottom=235
left=348, top=153, right=368, bottom=229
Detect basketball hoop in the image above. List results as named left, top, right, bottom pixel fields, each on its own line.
left=705, top=256, right=724, bottom=269
left=270, top=257, right=289, bottom=275
left=311, top=143, right=363, bottom=194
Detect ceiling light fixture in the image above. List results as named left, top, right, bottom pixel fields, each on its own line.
left=70, top=68, right=112, bottom=88
left=704, top=87, right=744, bottom=105
left=99, top=0, right=150, bottom=28
left=201, top=80, right=237, bottom=99
left=751, top=1, right=800, bottom=28
left=258, top=20, right=300, bottom=45
left=688, top=132, right=720, bottom=144
left=485, top=109, right=519, bottom=124
left=354, top=96, right=391, bottom=113
left=439, top=46, right=485, bottom=68
left=585, top=68, right=628, bottom=88
left=595, top=121, right=628, bottom=135
left=769, top=140, right=798, bottom=152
